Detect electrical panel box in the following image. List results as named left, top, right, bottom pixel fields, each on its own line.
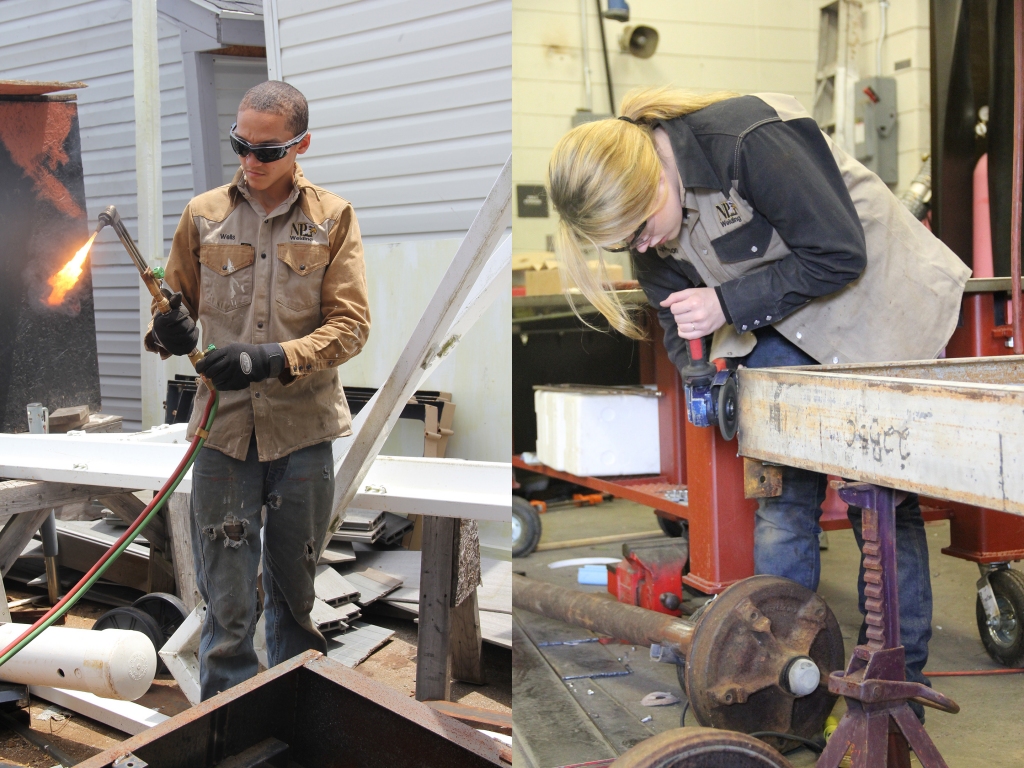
left=854, top=76, right=898, bottom=185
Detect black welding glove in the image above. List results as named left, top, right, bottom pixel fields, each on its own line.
left=151, top=292, right=199, bottom=356
left=195, top=342, right=286, bottom=391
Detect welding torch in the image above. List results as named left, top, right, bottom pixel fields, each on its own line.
left=96, top=205, right=206, bottom=368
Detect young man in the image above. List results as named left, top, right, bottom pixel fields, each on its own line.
left=144, top=81, right=370, bottom=700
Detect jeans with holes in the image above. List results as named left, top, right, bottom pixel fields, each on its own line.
left=741, top=328, right=933, bottom=711
left=190, top=434, right=334, bottom=700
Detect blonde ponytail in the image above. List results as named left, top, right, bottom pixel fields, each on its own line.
left=548, top=87, right=737, bottom=338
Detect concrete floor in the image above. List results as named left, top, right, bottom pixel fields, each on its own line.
left=512, top=498, right=1024, bottom=767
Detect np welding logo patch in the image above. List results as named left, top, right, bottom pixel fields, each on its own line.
left=715, top=200, right=742, bottom=228
left=290, top=222, right=317, bottom=241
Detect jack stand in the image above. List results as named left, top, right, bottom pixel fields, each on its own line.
left=817, top=483, right=959, bottom=768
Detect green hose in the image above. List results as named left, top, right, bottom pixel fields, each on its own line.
left=0, top=392, right=219, bottom=668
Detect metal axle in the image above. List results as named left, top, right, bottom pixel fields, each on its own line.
left=513, top=574, right=695, bottom=654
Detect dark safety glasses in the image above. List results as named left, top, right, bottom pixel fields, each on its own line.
left=603, top=219, right=649, bottom=252
left=229, top=123, right=308, bottom=163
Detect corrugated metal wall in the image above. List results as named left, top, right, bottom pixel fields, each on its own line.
left=0, top=0, right=193, bottom=431
left=276, top=0, right=512, bottom=243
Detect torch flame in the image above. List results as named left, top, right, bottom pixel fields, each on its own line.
left=46, top=231, right=97, bottom=306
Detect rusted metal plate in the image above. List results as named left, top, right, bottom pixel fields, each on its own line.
left=75, top=651, right=506, bottom=768
left=0, top=80, right=86, bottom=96
left=736, top=356, right=1024, bottom=515
left=742, top=459, right=783, bottom=499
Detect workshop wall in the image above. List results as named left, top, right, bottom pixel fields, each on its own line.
left=271, top=0, right=512, bottom=243
left=513, top=0, right=818, bottom=256
left=856, top=0, right=932, bottom=198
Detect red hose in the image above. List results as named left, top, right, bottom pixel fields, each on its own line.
left=928, top=668, right=1024, bottom=677
left=0, top=390, right=217, bottom=662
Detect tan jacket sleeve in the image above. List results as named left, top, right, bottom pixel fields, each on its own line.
left=143, top=204, right=202, bottom=358
left=279, top=202, right=371, bottom=382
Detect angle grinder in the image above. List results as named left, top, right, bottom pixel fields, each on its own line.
left=682, top=338, right=738, bottom=441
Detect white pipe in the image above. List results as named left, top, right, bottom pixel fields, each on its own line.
left=0, top=625, right=156, bottom=701
left=876, top=0, right=889, bottom=76
left=133, top=0, right=168, bottom=430
left=262, top=0, right=284, bottom=81
left=580, top=0, right=593, bottom=111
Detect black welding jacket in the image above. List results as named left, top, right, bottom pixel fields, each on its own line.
left=632, top=92, right=969, bottom=371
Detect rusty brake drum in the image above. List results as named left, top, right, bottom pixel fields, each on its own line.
left=681, top=575, right=844, bottom=752
left=610, top=727, right=794, bottom=768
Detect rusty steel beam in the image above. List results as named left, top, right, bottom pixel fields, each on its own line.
left=737, top=356, right=1024, bottom=516
left=512, top=575, right=694, bottom=654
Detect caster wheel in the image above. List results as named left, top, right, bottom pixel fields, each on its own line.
left=976, top=568, right=1024, bottom=667
left=683, top=575, right=845, bottom=753
left=93, top=606, right=168, bottom=673
left=611, top=727, right=793, bottom=768
left=513, top=496, right=541, bottom=558
left=133, top=592, right=189, bottom=644
left=657, top=515, right=688, bottom=539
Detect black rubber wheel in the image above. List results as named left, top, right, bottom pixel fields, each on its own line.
left=657, top=515, right=688, bottom=539
left=976, top=568, right=1024, bottom=667
left=93, top=606, right=168, bottom=673
left=133, top=592, right=188, bottom=644
left=513, top=496, right=542, bottom=558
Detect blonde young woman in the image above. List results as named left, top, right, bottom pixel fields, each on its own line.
left=548, top=88, right=971, bottom=717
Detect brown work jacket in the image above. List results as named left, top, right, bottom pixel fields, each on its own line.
left=145, top=165, right=371, bottom=461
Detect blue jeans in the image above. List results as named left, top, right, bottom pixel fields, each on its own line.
left=190, top=435, right=334, bottom=700
left=742, top=328, right=933, bottom=699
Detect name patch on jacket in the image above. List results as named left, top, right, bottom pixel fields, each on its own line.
left=715, top=200, right=742, bottom=228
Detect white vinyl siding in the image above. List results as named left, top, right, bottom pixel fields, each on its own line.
left=275, top=0, right=511, bottom=243
left=213, top=55, right=270, bottom=184
left=0, top=0, right=194, bottom=431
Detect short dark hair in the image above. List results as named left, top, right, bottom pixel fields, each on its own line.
left=238, top=81, right=309, bottom=136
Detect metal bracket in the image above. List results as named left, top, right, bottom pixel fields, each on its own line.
left=112, top=754, right=148, bottom=768
left=977, top=563, right=1007, bottom=626
left=743, top=458, right=783, bottom=499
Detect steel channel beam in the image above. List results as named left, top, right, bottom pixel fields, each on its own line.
left=0, top=428, right=509, bottom=521
left=512, top=575, right=694, bottom=655
left=737, top=356, right=1024, bottom=515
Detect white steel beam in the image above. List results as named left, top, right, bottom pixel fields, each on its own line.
left=0, top=429, right=510, bottom=522
left=28, top=686, right=169, bottom=735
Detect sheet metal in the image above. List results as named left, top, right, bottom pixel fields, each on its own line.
left=736, top=356, right=1024, bottom=515
left=75, top=651, right=507, bottom=767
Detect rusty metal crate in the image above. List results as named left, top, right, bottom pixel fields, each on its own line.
left=76, top=651, right=507, bottom=768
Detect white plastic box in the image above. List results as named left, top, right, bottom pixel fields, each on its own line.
left=534, top=385, right=661, bottom=476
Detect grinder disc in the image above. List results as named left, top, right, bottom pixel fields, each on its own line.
left=716, top=376, right=738, bottom=441
left=683, top=575, right=844, bottom=753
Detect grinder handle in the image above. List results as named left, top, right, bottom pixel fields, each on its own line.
left=688, top=338, right=704, bottom=364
